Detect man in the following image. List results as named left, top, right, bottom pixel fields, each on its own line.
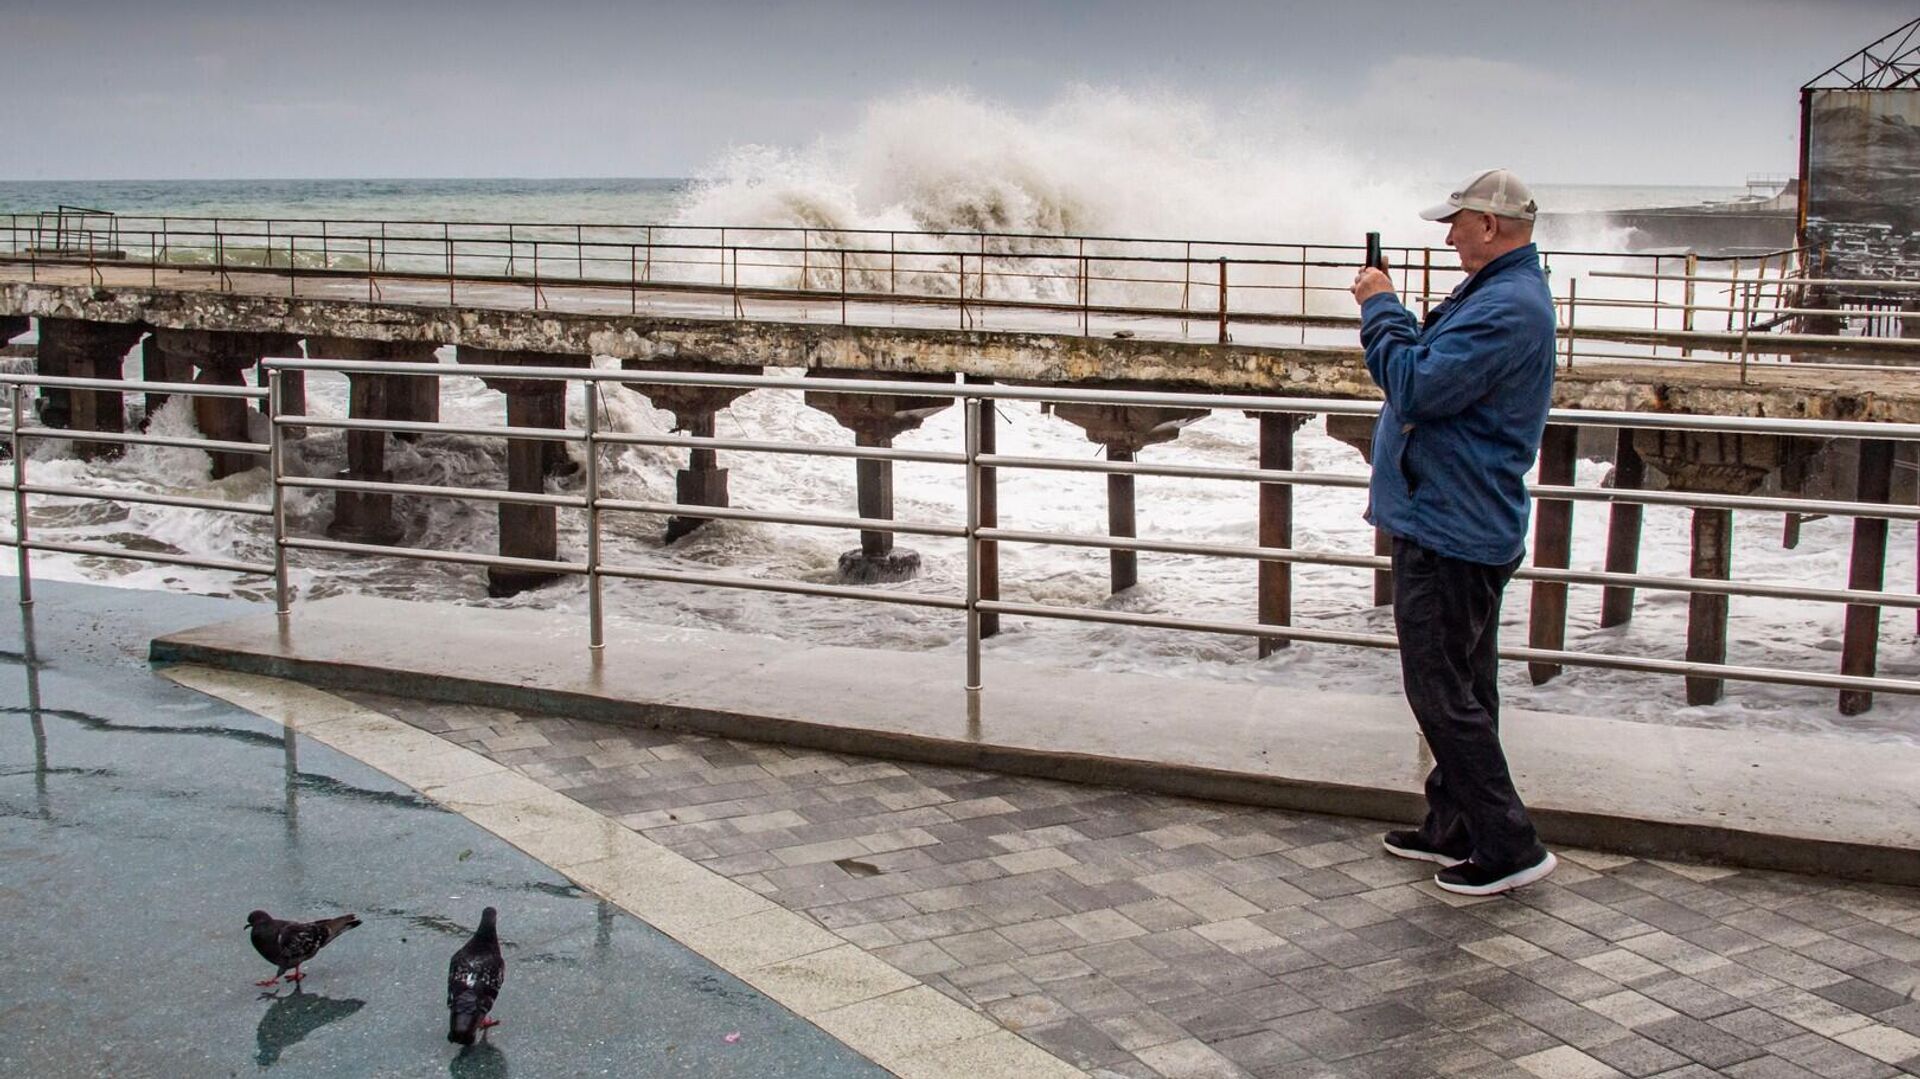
left=1348, top=168, right=1558, bottom=896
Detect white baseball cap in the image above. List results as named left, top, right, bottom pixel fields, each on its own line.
left=1420, top=168, right=1538, bottom=222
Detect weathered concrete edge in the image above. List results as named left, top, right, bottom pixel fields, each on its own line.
left=149, top=634, right=1920, bottom=888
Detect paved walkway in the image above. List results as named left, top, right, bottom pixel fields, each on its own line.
left=0, top=580, right=889, bottom=1078
left=349, top=688, right=1920, bottom=1079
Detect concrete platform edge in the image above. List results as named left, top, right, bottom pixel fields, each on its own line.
left=148, top=631, right=1920, bottom=889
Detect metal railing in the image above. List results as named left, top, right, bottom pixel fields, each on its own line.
left=4, top=212, right=1869, bottom=358
left=5, top=359, right=1920, bottom=713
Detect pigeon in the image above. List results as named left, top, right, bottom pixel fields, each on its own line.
left=247, top=909, right=362, bottom=987
left=447, top=906, right=505, bottom=1045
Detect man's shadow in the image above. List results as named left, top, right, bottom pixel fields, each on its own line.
left=254, top=988, right=366, bottom=1066
left=450, top=1042, right=509, bottom=1079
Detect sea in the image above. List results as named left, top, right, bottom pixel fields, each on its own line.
left=4, top=173, right=1909, bottom=743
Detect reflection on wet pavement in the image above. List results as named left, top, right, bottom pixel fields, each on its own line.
left=255, top=989, right=367, bottom=1066
left=0, top=580, right=889, bottom=1078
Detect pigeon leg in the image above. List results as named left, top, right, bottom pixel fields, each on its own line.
left=254, top=976, right=282, bottom=987
left=479, top=1019, right=501, bottom=1032
left=283, top=966, right=305, bottom=983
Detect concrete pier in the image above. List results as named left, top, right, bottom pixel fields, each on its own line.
left=34, top=318, right=144, bottom=457
left=305, top=336, right=443, bottom=545
left=802, top=370, right=953, bottom=584
left=457, top=345, right=591, bottom=597
left=148, top=329, right=299, bottom=478
left=618, top=357, right=762, bottom=543
left=1050, top=402, right=1207, bottom=594
left=1324, top=414, right=1394, bottom=606
left=1527, top=424, right=1579, bottom=684
left=1254, top=412, right=1309, bottom=656
left=1635, top=430, right=1821, bottom=705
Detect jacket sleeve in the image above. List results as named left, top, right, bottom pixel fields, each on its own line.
left=1361, top=290, right=1518, bottom=423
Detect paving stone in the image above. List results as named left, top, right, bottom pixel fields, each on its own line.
left=354, top=692, right=1920, bottom=1079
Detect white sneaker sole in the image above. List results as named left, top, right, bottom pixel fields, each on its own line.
left=1434, top=851, right=1559, bottom=896
left=1382, top=837, right=1467, bottom=868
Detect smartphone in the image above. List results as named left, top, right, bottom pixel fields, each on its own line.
left=1364, top=232, right=1385, bottom=271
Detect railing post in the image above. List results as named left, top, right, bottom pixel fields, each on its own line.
left=1217, top=257, right=1229, bottom=344
left=12, top=384, right=30, bottom=607
left=1564, top=278, right=1577, bottom=369
left=446, top=222, right=455, bottom=306
left=964, top=397, right=983, bottom=691
left=576, top=224, right=584, bottom=281
left=269, top=369, right=290, bottom=617
left=630, top=244, right=638, bottom=314
left=840, top=249, right=848, bottom=325
left=1682, top=252, right=1698, bottom=358
left=585, top=380, right=605, bottom=651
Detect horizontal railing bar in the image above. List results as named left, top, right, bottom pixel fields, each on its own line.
left=18, top=482, right=272, bottom=516
left=265, top=360, right=1920, bottom=440
left=0, top=538, right=273, bottom=576
left=982, top=453, right=1371, bottom=488
left=16, top=426, right=266, bottom=455
left=0, top=373, right=268, bottom=399
left=595, top=497, right=965, bottom=538
left=281, top=475, right=587, bottom=509
left=597, top=562, right=967, bottom=609
left=4, top=209, right=1784, bottom=261
left=596, top=430, right=967, bottom=465
left=979, top=599, right=1920, bottom=695
left=283, top=536, right=588, bottom=575
left=981, top=527, right=1920, bottom=607
left=278, top=414, right=583, bottom=443
left=1530, top=482, right=1920, bottom=521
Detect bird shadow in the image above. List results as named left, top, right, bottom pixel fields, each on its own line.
left=254, top=987, right=366, bottom=1066
left=450, top=1042, right=509, bottom=1079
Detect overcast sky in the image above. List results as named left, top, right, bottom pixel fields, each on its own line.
left=3, top=0, right=1912, bottom=185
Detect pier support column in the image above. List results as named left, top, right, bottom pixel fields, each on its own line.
left=458, top=346, right=590, bottom=597
left=1599, top=428, right=1647, bottom=628
left=1840, top=439, right=1895, bottom=715
left=1051, top=402, right=1208, bottom=596
left=803, top=370, right=953, bottom=584
left=1527, top=424, right=1578, bottom=684
left=148, top=329, right=298, bottom=478
left=1326, top=414, right=1394, bottom=606
left=1636, top=429, right=1820, bottom=706
left=306, top=337, right=443, bottom=545
left=619, top=358, right=762, bottom=544
left=34, top=318, right=145, bottom=458
left=139, top=334, right=195, bottom=430
left=1248, top=411, right=1310, bottom=656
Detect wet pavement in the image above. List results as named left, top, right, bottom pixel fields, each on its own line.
left=0, top=579, right=890, bottom=1079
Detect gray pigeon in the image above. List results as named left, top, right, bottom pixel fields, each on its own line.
left=447, top=906, right=505, bottom=1045
left=247, top=909, right=362, bottom=987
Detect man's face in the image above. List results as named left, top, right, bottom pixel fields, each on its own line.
left=1444, top=211, right=1502, bottom=275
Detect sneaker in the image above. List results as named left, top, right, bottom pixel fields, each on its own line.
left=1382, top=830, right=1468, bottom=867
left=1434, top=850, right=1558, bottom=896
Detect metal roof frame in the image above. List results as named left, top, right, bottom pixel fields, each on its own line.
left=1804, top=16, right=1920, bottom=90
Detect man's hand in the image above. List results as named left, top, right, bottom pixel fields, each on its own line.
left=1351, top=264, right=1394, bottom=306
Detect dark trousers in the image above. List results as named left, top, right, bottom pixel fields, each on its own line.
left=1391, top=536, right=1543, bottom=871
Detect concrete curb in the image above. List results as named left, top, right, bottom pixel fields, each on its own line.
left=151, top=597, right=1920, bottom=887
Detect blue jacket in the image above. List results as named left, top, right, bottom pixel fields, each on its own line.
left=1359, top=243, right=1556, bottom=566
